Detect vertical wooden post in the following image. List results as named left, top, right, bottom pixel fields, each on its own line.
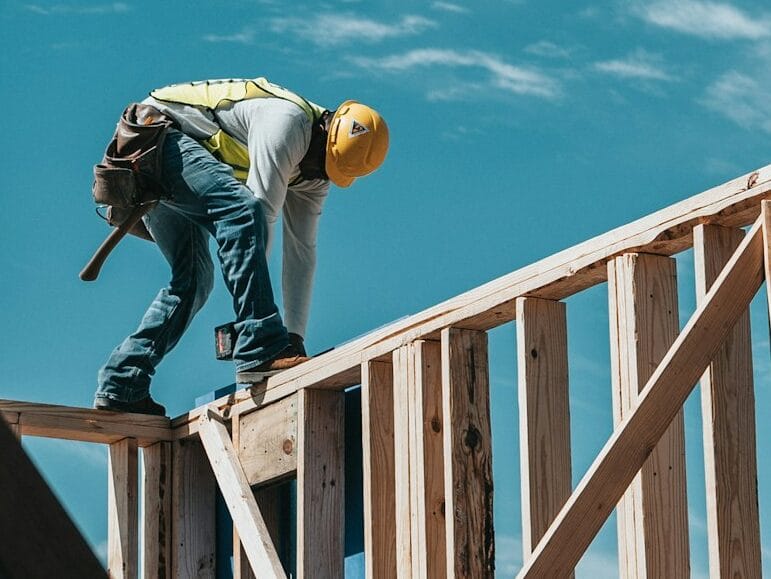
left=297, top=389, right=345, bottom=579
left=232, top=408, right=257, bottom=579
left=362, top=359, right=397, bottom=579
left=516, top=297, right=572, bottom=570
left=608, top=253, right=689, bottom=578
left=143, top=442, right=172, bottom=579
left=763, top=201, right=771, bottom=320
left=441, top=328, right=494, bottom=578
left=694, top=224, right=761, bottom=578
left=393, top=346, right=413, bottom=577
left=171, top=438, right=216, bottom=578
left=108, top=437, right=138, bottom=579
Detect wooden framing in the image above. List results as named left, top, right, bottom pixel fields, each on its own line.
left=108, top=437, right=139, bottom=579
left=198, top=408, right=286, bottom=578
left=2, top=170, right=769, bottom=579
left=441, top=328, right=494, bottom=578
left=143, top=441, right=173, bottom=579
left=516, top=297, right=572, bottom=563
left=517, top=214, right=765, bottom=577
left=361, top=359, right=397, bottom=578
left=296, top=389, right=345, bottom=579
left=608, top=253, right=689, bottom=577
left=694, top=224, right=761, bottom=578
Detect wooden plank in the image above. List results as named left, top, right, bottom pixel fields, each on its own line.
left=171, top=438, right=216, bottom=578
left=517, top=214, right=765, bottom=578
left=763, top=201, right=771, bottom=319
left=237, top=395, right=298, bottom=486
left=198, top=408, right=286, bottom=579
left=0, top=399, right=171, bottom=446
left=412, top=340, right=447, bottom=579
left=232, top=408, right=257, bottom=579
left=143, top=442, right=173, bottom=579
left=0, top=418, right=108, bottom=578
left=516, top=297, right=572, bottom=563
left=174, top=168, right=771, bottom=434
left=108, top=437, right=139, bottom=579
left=694, top=224, right=761, bottom=578
left=361, top=359, right=397, bottom=579
left=441, top=328, right=494, bottom=578
left=393, top=345, right=413, bottom=577
left=297, top=389, right=345, bottom=579
left=1, top=410, right=20, bottom=438
left=608, top=253, right=689, bottom=578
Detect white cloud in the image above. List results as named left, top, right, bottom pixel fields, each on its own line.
left=431, top=1, right=469, bottom=13
left=594, top=50, right=672, bottom=81
left=204, top=29, right=255, bottom=44
left=270, top=14, right=437, bottom=46
left=496, top=535, right=524, bottom=575
left=701, top=71, right=771, bottom=133
left=634, top=0, right=770, bottom=40
left=24, top=2, right=129, bottom=15
left=524, top=40, right=572, bottom=59
left=351, top=48, right=561, bottom=99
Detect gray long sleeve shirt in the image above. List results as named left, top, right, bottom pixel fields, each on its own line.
left=143, top=95, right=329, bottom=337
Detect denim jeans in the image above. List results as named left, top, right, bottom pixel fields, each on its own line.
left=95, top=129, right=288, bottom=403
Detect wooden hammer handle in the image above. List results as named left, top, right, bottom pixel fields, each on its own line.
left=80, top=204, right=153, bottom=282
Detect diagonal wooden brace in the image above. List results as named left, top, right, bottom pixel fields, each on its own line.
left=517, top=213, right=766, bottom=578
left=197, top=406, right=287, bottom=579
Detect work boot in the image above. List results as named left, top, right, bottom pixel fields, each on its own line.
left=94, top=395, right=167, bottom=417
left=236, top=344, right=310, bottom=383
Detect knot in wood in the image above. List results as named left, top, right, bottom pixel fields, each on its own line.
left=282, top=439, right=294, bottom=455
left=464, top=425, right=481, bottom=450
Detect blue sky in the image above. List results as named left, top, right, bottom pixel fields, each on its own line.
left=1, top=0, right=769, bottom=576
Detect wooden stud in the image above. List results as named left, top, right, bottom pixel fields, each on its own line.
left=441, top=328, right=494, bottom=578
left=694, top=224, right=761, bottom=578
left=763, top=200, right=771, bottom=320
left=608, top=253, right=689, bottom=578
left=198, top=408, right=286, bottom=578
left=171, top=438, right=216, bottom=578
left=393, top=346, right=413, bottom=577
left=143, top=442, right=172, bottom=579
left=361, top=359, right=397, bottom=579
left=237, top=395, right=298, bottom=486
left=0, top=418, right=107, bottom=578
left=108, top=437, right=139, bottom=579
left=232, top=408, right=256, bottom=579
left=297, top=389, right=345, bottom=579
left=516, top=298, right=572, bottom=564
left=516, top=213, right=765, bottom=578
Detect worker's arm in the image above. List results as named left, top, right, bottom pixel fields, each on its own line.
left=282, top=181, right=328, bottom=337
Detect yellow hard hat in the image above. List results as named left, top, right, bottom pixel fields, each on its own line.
left=325, top=100, right=389, bottom=188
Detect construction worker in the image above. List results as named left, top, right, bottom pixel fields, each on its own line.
left=93, top=78, right=389, bottom=416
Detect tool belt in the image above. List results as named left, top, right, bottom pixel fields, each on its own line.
left=92, top=103, right=174, bottom=241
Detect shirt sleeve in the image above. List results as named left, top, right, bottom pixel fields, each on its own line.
left=282, top=181, right=329, bottom=336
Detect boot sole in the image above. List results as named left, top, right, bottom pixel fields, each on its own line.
left=235, top=368, right=283, bottom=384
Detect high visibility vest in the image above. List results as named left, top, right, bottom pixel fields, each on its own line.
left=150, top=78, right=326, bottom=181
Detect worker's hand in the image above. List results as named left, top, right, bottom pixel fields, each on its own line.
left=288, top=333, right=307, bottom=357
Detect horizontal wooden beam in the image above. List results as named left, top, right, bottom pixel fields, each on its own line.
left=173, top=167, right=771, bottom=433
left=0, top=399, right=172, bottom=446
left=517, top=214, right=765, bottom=578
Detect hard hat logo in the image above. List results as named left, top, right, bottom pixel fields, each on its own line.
left=349, top=119, right=370, bottom=138
left=325, top=100, right=389, bottom=188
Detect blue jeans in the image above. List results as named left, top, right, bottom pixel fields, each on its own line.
left=95, top=129, right=288, bottom=404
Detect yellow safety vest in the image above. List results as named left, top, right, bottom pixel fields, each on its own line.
left=150, top=78, right=326, bottom=181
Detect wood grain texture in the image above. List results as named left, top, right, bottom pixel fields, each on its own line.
left=232, top=408, right=257, bottom=579
left=361, top=359, right=397, bottom=579
left=198, top=409, right=286, bottom=578
left=694, top=224, right=761, bottom=579
left=171, top=438, right=216, bottom=579
left=517, top=216, right=765, bottom=578
left=108, top=437, right=138, bottom=579
left=237, top=395, right=298, bottom=486
left=441, top=328, right=494, bottom=578
left=0, top=399, right=171, bottom=446
left=143, top=442, right=172, bottom=579
left=763, top=201, right=771, bottom=320
left=516, top=298, right=572, bottom=563
left=297, top=389, right=345, bottom=579
left=174, top=168, right=771, bottom=433
left=0, top=419, right=108, bottom=578
left=608, top=253, right=689, bottom=579
left=393, top=346, right=413, bottom=577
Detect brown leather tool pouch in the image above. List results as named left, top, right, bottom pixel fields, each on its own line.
left=93, top=103, right=174, bottom=240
